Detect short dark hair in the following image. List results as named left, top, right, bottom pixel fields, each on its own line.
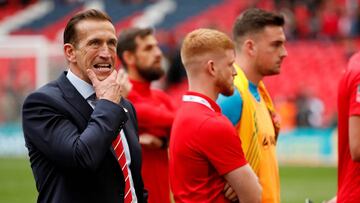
left=63, top=9, right=112, bottom=46
left=116, top=27, right=153, bottom=69
left=233, top=8, right=285, bottom=41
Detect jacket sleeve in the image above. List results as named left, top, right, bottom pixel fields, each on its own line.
left=22, top=92, right=128, bottom=171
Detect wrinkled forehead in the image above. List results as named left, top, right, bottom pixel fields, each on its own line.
left=75, top=20, right=116, bottom=41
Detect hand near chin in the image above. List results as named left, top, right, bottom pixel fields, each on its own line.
left=119, top=69, right=132, bottom=98
left=87, top=69, right=128, bottom=104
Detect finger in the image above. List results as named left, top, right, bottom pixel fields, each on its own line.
left=108, top=69, right=118, bottom=81
left=116, top=68, right=126, bottom=84
left=126, top=82, right=133, bottom=91
left=118, top=68, right=126, bottom=75
left=139, top=135, right=150, bottom=145
left=224, top=186, right=233, bottom=198
left=229, top=193, right=238, bottom=202
left=87, top=69, right=99, bottom=86
left=122, top=71, right=129, bottom=85
left=154, top=137, right=163, bottom=148
left=223, top=183, right=230, bottom=191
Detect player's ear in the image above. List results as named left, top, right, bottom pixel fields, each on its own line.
left=207, top=60, right=216, bottom=77
left=244, top=39, right=256, bottom=57
left=123, top=51, right=135, bottom=66
left=64, top=43, right=76, bottom=63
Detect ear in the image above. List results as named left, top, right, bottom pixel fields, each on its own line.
left=244, top=39, right=256, bottom=57
left=64, top=43, right=76, bottom=63
left=206, top=60, right=216, bottom=77
left=123, top=51, right=136, bottom=67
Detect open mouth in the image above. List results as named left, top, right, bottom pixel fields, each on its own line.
left=94, top=63, right=112, bottom=69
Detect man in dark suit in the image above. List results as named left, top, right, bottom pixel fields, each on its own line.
left=22, top=9, right=147, bottom=203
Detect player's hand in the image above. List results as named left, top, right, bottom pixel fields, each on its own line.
left=139, top=133, right=163, bottom=149
left=223, top=182, right=238, bottom=202
left=87, top=69, right=128, bottom=104
left=119, top=69, right=132, bottom=98
left=322, top=196, right=336, bottom=203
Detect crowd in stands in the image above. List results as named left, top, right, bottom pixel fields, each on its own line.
left=254, top=0, right=360, bottom=40
left=0, top=0, right=358, bottom=130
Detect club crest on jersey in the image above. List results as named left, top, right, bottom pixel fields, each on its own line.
left=357, top=85, right=360, bottom=103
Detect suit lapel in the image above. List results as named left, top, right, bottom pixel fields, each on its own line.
left=121, top=100, right=136, bottom=158
left=120, top=100, right=140, bottom=170
left=57, top=71, right=93, bottom=122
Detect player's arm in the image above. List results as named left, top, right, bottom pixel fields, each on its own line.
left=348, top=74, right=360, bottom=162
left=349, top=116, right=360, bottom=161
left=129, top=100, right=174, bottom=129
left=224, top=164, right=262, bottom=203
left=198, top=117, right=261, bottom=202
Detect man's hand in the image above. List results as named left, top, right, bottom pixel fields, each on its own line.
left=223, top=164, right=262, bottom=203
left=87, top=69, right=128, bottom=104
left=224, top=182, right=238, bottom=202
left=120, top=70, right=132, bottom=98
left=139, top=133, right=163, bottom=149
left=322, top=196, right=336, bottom=203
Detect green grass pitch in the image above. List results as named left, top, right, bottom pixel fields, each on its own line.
left=0, top=158, right=336, bottom=203
left=279, top=165, right=336, bottom=203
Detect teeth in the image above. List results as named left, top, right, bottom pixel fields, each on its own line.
left=94, top=64, right=111, bottom=68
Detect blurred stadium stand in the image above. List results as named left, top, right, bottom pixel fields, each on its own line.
left=1, top=0, right=358, bottom=164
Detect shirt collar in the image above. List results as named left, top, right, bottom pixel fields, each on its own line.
left=249, top=80, right=258, bottom=89
left=183, top=91, right=221, bottom=112
left=66, top=69, right=95, bottom=99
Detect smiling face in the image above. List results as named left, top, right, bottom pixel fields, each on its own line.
left=64, top=19, right=117, bottom=84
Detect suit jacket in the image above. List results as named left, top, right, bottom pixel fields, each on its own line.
left=22, top=72, right=147, bottom=203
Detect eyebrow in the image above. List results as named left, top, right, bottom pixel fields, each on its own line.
left=88, top=38, right=101, bottom=44
left=108, top=38, right=117, bottom=44
left=271, top=39, right=285, bottom=45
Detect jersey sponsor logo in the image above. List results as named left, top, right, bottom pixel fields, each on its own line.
left=357, top=85, right=360, bottom=103
left=262, top=134, right=276, bottom=149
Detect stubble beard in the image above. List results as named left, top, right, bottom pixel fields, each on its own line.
left=222, top=85, right=234, bottom=96
left=137, top=65, right=165, bottom=82
left=216, top=78, right=234, bottom=96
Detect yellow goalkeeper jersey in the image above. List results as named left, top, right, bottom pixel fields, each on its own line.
left=233, top=64, right=280, bottom=203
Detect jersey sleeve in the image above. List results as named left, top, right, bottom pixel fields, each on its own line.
left=128, top=90, right=175, bottom=130
left=196, top=117, right=247, bottom=175
left=216, top=88, right=243, bottom=126
left=154, top=90, right=177, bottom=112
left=349, top=72, right=360, bottom=116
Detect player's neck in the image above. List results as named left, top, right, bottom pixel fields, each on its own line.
left=188, top=81, right=217, bottom=102
left=235, top=57, right=262, bottom=84
left=244, top=68, right=262, bottom=84
left=128, top=68, right=149, bottom=83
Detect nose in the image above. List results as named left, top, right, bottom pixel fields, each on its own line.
left=280, top=46, right=288, bottom=59
left=232, top=64, right=237, bottom=77
left=154, top=46, right=162, bottom=57
left=99, top=45, right=112, bottom=59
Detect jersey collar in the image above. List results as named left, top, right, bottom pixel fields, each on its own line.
left=183, top=91, right=221, bottom=112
